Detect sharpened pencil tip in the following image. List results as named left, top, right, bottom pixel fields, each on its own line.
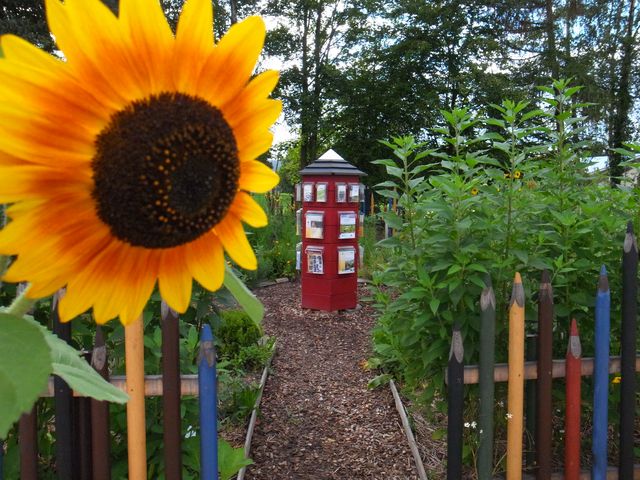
left=514, top=272, right=522, bottom=283
left=201, top=324, right=213, bottom=342
left=627, top=221, right=634, bottom=233
left=570, top=318, right=579, bottom=336
left=483, top=274, right=492, bottom=288
left=600, top=264, right=607, bottom=276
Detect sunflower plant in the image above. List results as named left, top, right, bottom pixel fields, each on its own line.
left=0, top=0, right=280, bottom=437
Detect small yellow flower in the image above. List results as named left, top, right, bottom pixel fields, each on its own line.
left=514, top=170, right=522, bottom=179
left=471, top=188, right=479, bottom=196
left=612, top=376, right=622, bottom=384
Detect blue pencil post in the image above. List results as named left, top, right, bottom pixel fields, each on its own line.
left=592, top=265, right=610, bottom=480
left=199, top=324, right=218, bottom=480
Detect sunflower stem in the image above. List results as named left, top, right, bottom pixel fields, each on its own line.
left=5, top=284, right=37, bottom=318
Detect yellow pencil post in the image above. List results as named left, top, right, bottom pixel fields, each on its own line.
left=125, top=316, right=147, bottom=479
left=507, top=272, right=525, bottom=480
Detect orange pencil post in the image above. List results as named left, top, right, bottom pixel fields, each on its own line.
left=507, top=272, right=525, bottom=480
left=126, top=316, right=147, bottom=480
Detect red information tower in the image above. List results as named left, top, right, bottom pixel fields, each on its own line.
left=298, top=149, right=366, bottom=310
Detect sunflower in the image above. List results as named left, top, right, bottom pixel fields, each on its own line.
left=0, top=0, right=280, bottom=324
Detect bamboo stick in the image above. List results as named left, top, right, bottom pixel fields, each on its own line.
left=565, top=319, right=582, bottom=480
left=18, top=409, right=38, bottom=480
left=90, top=326, right=111, bottom=479
left=447, top=327, right=464, bottom=480
left=161, top=301, right=182, bottom=480
left=619, top=222, right=637, bottom=479
left=507, top=272, right=525, bottom=480
left=477, top=276, right=496, bottom=480
left=52, top=290, right=76, bottom=480
left=125, top=316, right=147, bottom=480
left=537, top=270, right=553, bottom=479
left=593, top=265, right=610, bottom=480
left=199, top=324, right=218, bottom=479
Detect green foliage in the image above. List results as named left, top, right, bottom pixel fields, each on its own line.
left=224, top=265, right=264, bottom=326
left=0, top=313, right=50, bottom=437
left=370, top=80, right=632, bottom=408
left=214, top=309, right=266, bottom=362
left=218, top=438, right=253, bottom=480
left=246, top=193, right=297, bottom=282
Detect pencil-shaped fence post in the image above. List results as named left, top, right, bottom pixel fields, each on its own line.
left=564, top=319, right=581, bottom=480
left=91, top=326, right=111, bottom=479
left=507, top=272, right=525, bottom=480
left=619, top=222, right=637, bottom=479
left=52, top=290, right=76, bottom=480
left=477, top=276, right=495, bottom=480
left=19, top=409, right=38, bottom=480
left=125, top=316, right=147, bottom=480
left=447, top=326, right=464, bottom=480
left=592, top=265, right=610, bottom=480
left=161, top=301, right=182, bottom=480
left=199, top=324, right=218, bottom=479
left=536, top=270, right=553, bottom=479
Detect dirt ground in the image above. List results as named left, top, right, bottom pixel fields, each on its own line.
left=244, top=280, right=419, bottom=480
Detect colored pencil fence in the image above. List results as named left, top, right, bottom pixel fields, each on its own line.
left=445, top=224, right=640, bottom=479
left=4, top=300, right=240, bottom=480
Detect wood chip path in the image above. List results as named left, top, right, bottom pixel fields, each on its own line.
left=245, top=281, right=419, bottom=480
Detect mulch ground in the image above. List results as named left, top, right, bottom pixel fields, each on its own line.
left=244, top=280, right=419, bottom=480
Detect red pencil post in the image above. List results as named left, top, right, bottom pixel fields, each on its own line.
left=564, top=318, right=581, bottom=480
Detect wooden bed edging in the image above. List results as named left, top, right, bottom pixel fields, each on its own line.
left=236, top=342, right=277, bottom=480
left=389, top=379, right=428, bottom=480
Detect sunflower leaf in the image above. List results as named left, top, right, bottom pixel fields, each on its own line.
left=44, top=329, right=129, bottom=404
left=23, top=317, right=129, bottom=403
left=223, top=265, right=264, bottom=326
left=0, top=313, right=51, bottom=438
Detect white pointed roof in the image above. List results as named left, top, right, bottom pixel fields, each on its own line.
left=300, top=149, right=366, bottom=177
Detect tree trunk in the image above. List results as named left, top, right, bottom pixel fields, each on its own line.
left=545, top=0, right=560, bottom=79
left=299, top=4, right=311, bottom=167
left=229, top=0, right=237, bottom=25
left=609, top=0, right=636, bottom=185
left=308, top=2, right=323, bottom=164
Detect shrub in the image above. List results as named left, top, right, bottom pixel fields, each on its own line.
left=370, top=80, right=632, bottom=407
left=215, top=309, right=262, bottom=360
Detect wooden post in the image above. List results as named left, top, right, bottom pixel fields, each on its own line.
left=536, top=270, right=553, bottom=479
left=593, top=265, right=610, bottom=480
left=477, top=276, right=496, bottom=480
left=199, top=324, right=218, bottom=479
left=125, top=317, right=147, bottom=480
left=565, top=319, right=581, bottom=480
left=90, top=326, right=111, bottom=479
left=525, top=334, right=537, bottom=468
left=447, top=327, right=464, bottom=480
left=620, top=222, right=637, bottom=479
left=52, top=291, right=76, bottom=480
left=78, top=354, right=93, bottom=480
left=507, top=272, right=525, bottom=480
left=161, top=301, right=182, bottom=480
left=19, top=409, right=38, bottom=480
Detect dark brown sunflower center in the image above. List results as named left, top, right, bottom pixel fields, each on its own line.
left=91, top=92, right=239, bottom=248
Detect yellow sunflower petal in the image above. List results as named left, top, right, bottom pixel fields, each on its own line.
left=237, top=130, right=274, bottom=162
left=222, top=70, right=280, bottom=119
left=229, top=191, right=268, bottom=227
left=119, top=0, right=173, bottom=92
left=174, top=0, right=213, bottom=91
left=227, top=98, right=282, bottom=132
left=197, top=16, right=265, bottom=106
left=119, top=250, right=159, bottom=325
left=239, top=160, right=280, bottom=193
left=215, top=215, right=257, bottom=270
left=185, top=233, right=225, bottom=291
left=159, top=249, right=193, bottom=313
